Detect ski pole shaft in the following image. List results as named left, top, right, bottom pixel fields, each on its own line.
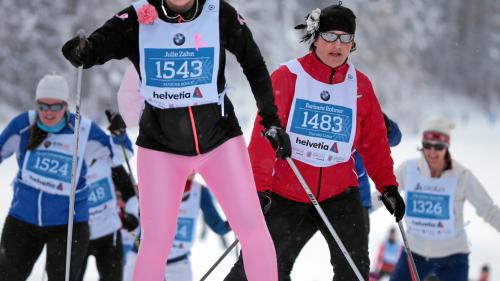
left=199, top=239, right=240, bottom=281
left=64, top=29, right=85, bottom=281
left=286, top=157, right=366, bottom=281
left=397, top=221, right=420, bottom=281
left=120, top=141, right=139, bottom=196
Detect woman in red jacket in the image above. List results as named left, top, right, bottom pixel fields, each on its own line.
left=225, top=3, right=405, bottom=281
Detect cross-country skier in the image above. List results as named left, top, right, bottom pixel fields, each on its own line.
left=76, top=111, right=136, bottom=281
left=61, top=0, right=291, bottom=280
left=225, top=3, right=405, bottom=281
left=0, top=75, right=118, bottom=281
left=375, top=119, right=500, bottom=281
left=373, top=227, right=401, bottom=279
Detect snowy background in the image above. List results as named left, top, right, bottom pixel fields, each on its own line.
left=0, top=0, right=499, bottom=125
left=1, top=0, right=499, bottom=280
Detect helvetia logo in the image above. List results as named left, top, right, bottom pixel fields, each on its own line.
left=193, top=87, right=203, bottom=98
left=296, top=137, right=329, bottom=150
left=153, top=91, right=192, bottom=100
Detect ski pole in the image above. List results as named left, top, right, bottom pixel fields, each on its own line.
left=64, top=29, right=86, bottom=281
left=40, top=247, right=47, bottom=281
left=286, top=157, right=366, bottom=281
left=397, top=221, right=420, bottom=281
left=199, top=197, right=271, bottom=281
left=120, top=141, right=139, bottom=197
left=199, top=239, right=240, bottom=281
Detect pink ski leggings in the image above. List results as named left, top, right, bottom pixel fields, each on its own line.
left=133, top=136, right=277, bottom=281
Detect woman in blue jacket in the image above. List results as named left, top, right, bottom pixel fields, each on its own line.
left=0, top=75, right=118, bottom=281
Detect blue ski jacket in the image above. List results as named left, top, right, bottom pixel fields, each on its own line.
left=0, top=111, right=132, bottom=226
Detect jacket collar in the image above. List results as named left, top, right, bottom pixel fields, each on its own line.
left=298, top=51, right=350, bottom=84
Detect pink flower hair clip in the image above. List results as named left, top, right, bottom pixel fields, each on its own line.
left=137, top=3, right=158, bottom=25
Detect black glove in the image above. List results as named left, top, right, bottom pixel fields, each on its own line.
left=105, top=110, right=127, bottom=136
left=121, top=212, right=139, bottom=231
left=62, top=36, right=91, bottom=68
left=258, top=191, right=272, bottom=215
left=380, top=186, right=405, bottom=222
left=263, top=126, right=292, bottom=159
left=383, top=113, right=392, bottom=135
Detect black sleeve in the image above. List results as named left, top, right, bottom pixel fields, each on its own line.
left=64, top=6, right=140, bottom=69
left=111, top=165, right=136, bottom=201
left=219, top=1, right=281, bottom=129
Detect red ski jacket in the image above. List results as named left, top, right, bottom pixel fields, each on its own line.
left=248, top=52, right=398, bottom=203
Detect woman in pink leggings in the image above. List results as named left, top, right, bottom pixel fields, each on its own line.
left=62, top=0, right=291, bottom=280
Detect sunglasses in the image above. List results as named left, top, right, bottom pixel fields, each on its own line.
left=319, top=32, right=355, bottom=44
left=37, top=102, right=66, bottom=112
left=422, top=141, right=448, bottom=151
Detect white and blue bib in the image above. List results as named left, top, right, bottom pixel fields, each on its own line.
left=285, top=60, right=357, bottom=167
left=86, top=160, right=121, bottom=240
left=21, top=112, right=91, bottom=196
left=170, top=182, right=202, bottom=259
left=133, top=0, right=220, bottom=109
left=404, top=160, right=459, bottom=240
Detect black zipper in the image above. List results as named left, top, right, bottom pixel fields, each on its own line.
left=329, top=68, right=335, bottom=84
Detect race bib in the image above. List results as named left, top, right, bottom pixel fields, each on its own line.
left=289, top=99, right=353, bottom=142
left=144, top=48, right=214, bottom=88
left=88, top=178, right=114, bottom=208
left=25, top=150, right=72, bottom=183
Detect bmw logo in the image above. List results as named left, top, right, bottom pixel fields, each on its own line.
left=208, top=4, right=215, bottom=10
left=173, top=33, right=185, bottom=46
left=320, top=90, right=330, bottom=101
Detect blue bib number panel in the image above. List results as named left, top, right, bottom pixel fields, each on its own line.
left=407, top=192, right=450, bottom=220
left=25, top=150, right=72, bottom=183
left=144, top=48, right=214, bottom=88
left=175, top=218, right=195, bottom=242
left=88, top=179, right=113, bottom=208
left=290, top=99, right=352, bottom=142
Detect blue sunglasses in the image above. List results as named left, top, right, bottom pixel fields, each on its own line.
left=37, top=102, right=66, bottom=112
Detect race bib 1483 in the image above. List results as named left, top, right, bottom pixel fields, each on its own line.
left=290, top=99, right=353, bottom=142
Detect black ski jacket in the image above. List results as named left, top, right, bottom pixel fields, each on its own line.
left=62, top=0, right=280, bottom=155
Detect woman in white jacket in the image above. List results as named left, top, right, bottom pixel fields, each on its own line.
left=389, top=119, right=500, bottom=281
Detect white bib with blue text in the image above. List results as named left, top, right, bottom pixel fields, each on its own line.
left=404, top=160, right=458, bottom=240
left=86, top=160, right=121, bottom=240
left=133, top=0, right=220, bottom=109
left=169, top=182, right=202, bottom=259
left=21, top=114, right=91, bottom=196
left=285, top=60, right=357, bottom=167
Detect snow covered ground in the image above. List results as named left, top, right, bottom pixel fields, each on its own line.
left=0, top=117, right=498, bottom=280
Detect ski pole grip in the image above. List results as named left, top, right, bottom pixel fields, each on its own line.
left=77, top=29, right=86, bottom=49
